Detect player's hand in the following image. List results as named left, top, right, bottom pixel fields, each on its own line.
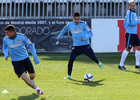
left=56, top=41, right=59, bottom=45
left=5, top=57, right=8, bottom=60
left=81, top=38, right=84, bottom=41
left=5, top=55, right=8, bottom=60
left=34, top=57, right=39, bottom=65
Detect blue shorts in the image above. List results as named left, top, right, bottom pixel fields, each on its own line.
left=12, top=57, right=35, bottom=78
left=125, top=33, right=140, bottom=49
left=69, top=44, right=99, bottom=63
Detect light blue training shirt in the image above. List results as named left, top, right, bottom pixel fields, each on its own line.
left=57, top=21, right=93, bottom=46
left=124, top=9, right=140, bottom=34
left=3, top=33, right=39, bottom=64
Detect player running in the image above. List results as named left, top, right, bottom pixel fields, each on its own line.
left=57, top=12, right=103, bottom=79
left=3, top=25, right=43, bottom=95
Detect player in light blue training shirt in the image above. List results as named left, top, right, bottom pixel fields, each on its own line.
left=57, top=12, right=103, bottom=79
left=118, top=0, right=140, bottom=70
left=57, top=19, right=92, bottom=46
left=3, top=25, right=43, bottom=95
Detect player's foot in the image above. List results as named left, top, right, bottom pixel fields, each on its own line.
left=98, top=62, right=103, bottom=69
left=64, top=75, right=71, bottom=79
left=37, top=89, right=43, bottom=95
left=28, top=76, right=35, bottom=84
left=118, top=65, right=126, bottom=70
left=135, top=65, right=140, bottom=69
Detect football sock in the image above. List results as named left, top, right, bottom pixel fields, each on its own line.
left=135, top=50, right=140, bottom=66
left=119, top=50, right=129, bottom=66
left=35, top=87, right=40, bottom=91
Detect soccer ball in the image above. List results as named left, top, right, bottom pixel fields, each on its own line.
left=84, top=73, right=93, bottom=82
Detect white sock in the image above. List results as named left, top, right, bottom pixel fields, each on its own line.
left=35, top=87, right=40, bottom=91
left=135, top=50, right=140, bottom=66
left=119, top=50, right=129, bottom=66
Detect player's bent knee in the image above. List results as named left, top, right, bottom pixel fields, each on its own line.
left=29, top=73, right=36, bottom=79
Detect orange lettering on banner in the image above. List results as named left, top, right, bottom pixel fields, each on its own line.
left=117, top=20, right=140, bottom=52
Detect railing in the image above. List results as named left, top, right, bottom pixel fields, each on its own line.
left=0, top=0, right=140, bottom=19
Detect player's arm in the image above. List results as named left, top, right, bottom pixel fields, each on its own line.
left=127, top=12, right=140, bottom=25
left=23, top=36, right=39, bottom=64
left=82, top=24, right=93, bottom=41
left=124, top=17, right=127, bottom=31
left=57, top=23, right=70, bottom=40
left=3, top=38, right=8, bottom=60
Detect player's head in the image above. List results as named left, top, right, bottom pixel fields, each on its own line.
left=5, top=25, right=16, bottom=38
left=72, top=12, right=81, bottom=24
left=128, top=0, right=136, bottom=11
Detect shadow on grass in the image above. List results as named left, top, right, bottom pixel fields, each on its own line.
left=69, top=79, right=105, bottom=87
left=11, top=93, right=45, bottom=100
left=126, top=70, right=140, bottom=74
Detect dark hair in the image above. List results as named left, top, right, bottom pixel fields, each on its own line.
left=5, top=25, right=16, bottom=32
left=73, top=12, right=81, bottom=17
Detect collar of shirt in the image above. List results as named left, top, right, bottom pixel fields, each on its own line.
left=9, top=32, right=17, bottom=39
left=129, top=9, right=136, bottom=12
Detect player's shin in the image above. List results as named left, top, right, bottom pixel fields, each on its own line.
left=135, top=50, right=140, bottom=67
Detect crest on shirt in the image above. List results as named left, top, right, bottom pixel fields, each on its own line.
left=17, top=39, right=21, bottom=43
left=78, top=26, right=81, bottom=29
left=27, top=39, right=31, bottom=44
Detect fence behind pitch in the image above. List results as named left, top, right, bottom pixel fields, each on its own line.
left=0, top=0, right=140, bottom=19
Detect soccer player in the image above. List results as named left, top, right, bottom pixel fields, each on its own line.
left=3, top=25, right=43, bottom=95
left=56, top=12, right=103, bottom=79
left=118, top=0, right=140, bottom=70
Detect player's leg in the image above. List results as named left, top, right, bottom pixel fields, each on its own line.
left=12, top=58, right=42, bottom=95
left=64, top=47, right=81, bottom=79
left=29, top=73, right=35, bottom=80
left=28, top=73, right=35, bottom=83
left=118, top=33, right=132, bottom=70
left=83, top=45, right=103, bottom=69
left=119, top=48, right=130, bottom=70
left=25, top=57, right=43, bottom=95
left=134, top=34, right=140, bottom=68
left=135, top=49, right=140, bottom=68
left=21, top=72, right=37, bottom=89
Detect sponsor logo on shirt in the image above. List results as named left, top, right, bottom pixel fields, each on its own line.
left=9, top=44, right=22, bottom=48
left=78, top=26, right=81, bottom=29
left=27, top=39, right=31, bottom=44
left=72, top=30, right=82, bottom=33
left=87, top=27, right=90, bottom=31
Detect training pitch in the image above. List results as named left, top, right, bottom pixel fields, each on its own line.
left=0, top=53, right=140, bottom=100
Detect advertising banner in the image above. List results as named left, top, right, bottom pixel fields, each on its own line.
left=0, top=19, right=91, bottom=53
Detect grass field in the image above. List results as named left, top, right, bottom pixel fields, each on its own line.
left=0, top=52, right=140, bottom=100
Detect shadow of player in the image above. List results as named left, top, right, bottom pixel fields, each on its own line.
left=11, top=93, right=45, bottom=100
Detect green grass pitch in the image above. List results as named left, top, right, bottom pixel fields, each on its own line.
left=0, top=53, right=140, bottom=100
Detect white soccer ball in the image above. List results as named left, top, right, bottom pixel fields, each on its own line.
left=84, top=73, right=93, bottom=82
